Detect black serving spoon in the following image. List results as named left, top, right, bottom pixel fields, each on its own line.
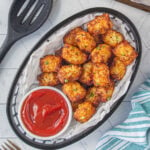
left=0, top=0, right=53, bottom=63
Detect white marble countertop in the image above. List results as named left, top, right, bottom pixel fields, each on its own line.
left=0, top=0, right=150, bottom=150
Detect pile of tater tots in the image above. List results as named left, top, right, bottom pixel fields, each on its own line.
left=37, top=13, right=138, bottom=123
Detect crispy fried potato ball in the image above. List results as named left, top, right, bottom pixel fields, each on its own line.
left=110, top=57, right=126, bottom=80
left=113, top=41, right=138, bottom=65
left=91, top=44, right=112, bottom=64
left=61, top=44, right=87, bottom=65
left=62, top=81, right=86, bottom=102
left=85, top=87, right=100, bottom=107
left=75, top=30, right=96, bottom=53
left=93, top=63, right=110, bottom=87
left=37, top=72, right=60, bottom=86
left=102, top=29, right=124, bottom=47
left=74, top=101, right=96, bottom=123
left=79, top=62, right=93, bottom=86
left=63, top=27, right=83, bottom=46
left=96, top=87, right=107, bottom=102
left=107, top=80, right=115, bottom=99
left=87, top=13, right=113, bottom=35
left=71, top=100, right=83, bottom=112
left=58, top=65, right=82, bottom=84
left=92, top=34, right=103, bottom=44
left=40, top=55, right=62, bottom=73
left=96, top=80, right=115, bottom=102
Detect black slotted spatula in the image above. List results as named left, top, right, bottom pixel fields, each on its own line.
left=0, top=0, right=53, bottom=63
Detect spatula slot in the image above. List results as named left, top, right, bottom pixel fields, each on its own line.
left=21, top=0, right=39, bottom=24
left=17, top=0, right=35, bottom=21
left=8, top=0, right=52, bottom=34
left=30, top=4, right=45, bottom=25
left=17, top=0, right=30, bottom=17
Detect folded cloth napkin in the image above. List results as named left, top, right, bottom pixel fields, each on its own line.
left=96, top=78, right=150, bottom=150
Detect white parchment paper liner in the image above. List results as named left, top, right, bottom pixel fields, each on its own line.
left=18, top=13, right=136, bottom=140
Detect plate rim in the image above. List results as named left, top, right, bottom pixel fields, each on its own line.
left=6, top=7, right=142, bottom=149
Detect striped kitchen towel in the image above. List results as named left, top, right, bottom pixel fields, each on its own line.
left=96, top=78, right=150, bottom=150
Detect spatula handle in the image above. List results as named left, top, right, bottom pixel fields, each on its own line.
left=0, top=34, right=17, bottom=64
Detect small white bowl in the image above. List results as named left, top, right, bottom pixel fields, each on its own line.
left=18, top=86, right=72, bottom=140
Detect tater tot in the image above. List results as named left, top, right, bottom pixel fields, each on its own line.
left=91, top=44, right=112, bottom=64
left=58, top=65, right=82, bottom=84
left=74, top=101, right=96, bottom=123
left=93, top=63, right=110, bottom=87
left=37, top=72, right=60, bottom=86
left=61, top=44, right=87, bottom=65
left=40, top=55, right=62, bottom=73
left=107, top=79, right=115, bottom=99
left=110, top=57, right=126, bottom=80
left=63, top=27, right=83, bottom=46
left=102, top=29, right=124, bottom=47
left=85, top=87, right=100, bottom=107
left=79, top=62, right=93, bottom=86
left=62, top=81, right=86, bottom=102
left=113, top=41, right=138, bottom=65
left=96, top=80, right=115, bottom=102
left=92, top=34, right=103, bottom=44
left=75, top=30, right=96, bottom=53
left=87, top=13, right=113, bottom=35
left=71, top=100, right=83, bottom=112
left=96, top=87, right=107, bottom=102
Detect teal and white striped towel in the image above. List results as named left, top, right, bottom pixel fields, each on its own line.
left=96, top=78, right=150, bottom=150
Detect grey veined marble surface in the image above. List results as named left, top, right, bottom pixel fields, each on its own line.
left=0, top=0, right=150, bottom=149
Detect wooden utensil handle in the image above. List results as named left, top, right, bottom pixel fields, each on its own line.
left=116, top=0, right=150, bottom=12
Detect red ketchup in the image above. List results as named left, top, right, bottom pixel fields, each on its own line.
left=21, top=89, right=69, bottom=137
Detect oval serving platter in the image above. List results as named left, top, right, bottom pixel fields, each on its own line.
left=6, top=8, right=141, bottom=149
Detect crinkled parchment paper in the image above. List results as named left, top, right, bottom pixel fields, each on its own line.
left=18, top=13, right=136, bottom=139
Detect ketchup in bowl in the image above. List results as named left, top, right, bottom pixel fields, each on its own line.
left=19, top=87, right=72, bottom=138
